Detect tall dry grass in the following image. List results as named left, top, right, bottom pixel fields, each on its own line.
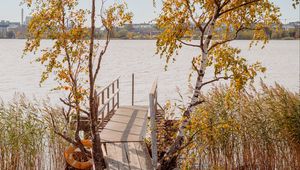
left=180, top=82, right=300, bottom=169
left=0, top=95, right=67, bottom=170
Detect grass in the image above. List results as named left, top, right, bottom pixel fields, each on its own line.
left=177, top=82, right=300, bottom=169
left=1, top=82, right=299, bottom=169
left=0, top=95, right=67, bottom=170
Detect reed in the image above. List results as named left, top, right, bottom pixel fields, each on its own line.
left=179, top=82, right=300, bottom=169
left=0, top=95, right=67, bottom=170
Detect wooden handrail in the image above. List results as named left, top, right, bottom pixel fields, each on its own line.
left=98, top=89, right=120, bottom=113
left=149, top=78, right=158, bottom=168
left=96, top=77, right=120, bottom=128
left=97, top=76, right=120, bottom=96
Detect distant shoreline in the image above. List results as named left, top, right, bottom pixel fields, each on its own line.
left=0, top=38, right=299, bottom=40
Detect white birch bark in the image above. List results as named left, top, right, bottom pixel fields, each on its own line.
left=159, top=7, right=219, bottom=169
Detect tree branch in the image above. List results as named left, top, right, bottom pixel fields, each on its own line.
left=178, top=39, right=201, bottom=48
left=60, top=98, right=90, bottom=115
left=184, top=0, right=203, bottom=32
left=219, top=0, right=261, bottom=16
left=48, top=109, right=77, bottom=145
left=93, top=27, right=110, bottom=81
left=200, top=75, right=233, bottom=89
left=192, top=57, right=201, bottom=77
left=208, top=25, right=263, bottom=52
left=208, top=25, right=244, bottom=52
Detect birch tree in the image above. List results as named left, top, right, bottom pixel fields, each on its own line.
left=155, top=0, right=280, bottom=168
left=23, top=0, right=132, bottom=169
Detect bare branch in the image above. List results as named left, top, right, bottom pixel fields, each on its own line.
left=93, top=27, right=110, bottom=81
left=48, top=109, right=77, bottom=145
left=178, top=39, right=201, bottom=48
left=208, top=26, right=263, bottom=52
left=60, top=98, right=90, bottom=115
left=93, top=0, right=111, bottom=81
left=200, top=75, right=233, bottom=89
left=208, top=25, right=244, bottom=52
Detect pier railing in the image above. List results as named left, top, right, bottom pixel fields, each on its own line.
left=149, top=79, right=158, bottom=168
left=97, top=76, right=120, bottom=127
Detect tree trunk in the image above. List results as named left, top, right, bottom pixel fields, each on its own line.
left=158, top=8, right=218, bottom=169
left=91, top=124, right=104, bottom=170
left=88, top=0, right=104, bottom=169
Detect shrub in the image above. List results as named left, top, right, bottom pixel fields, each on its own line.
left=180, top=82, right=300, bottom=169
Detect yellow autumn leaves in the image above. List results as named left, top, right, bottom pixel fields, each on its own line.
left=23, top=0, right=132, bottom=104
left=181, top=83, right=300, bottom=169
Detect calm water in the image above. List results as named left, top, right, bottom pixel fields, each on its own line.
left=0, top=40, right=299, bottom=105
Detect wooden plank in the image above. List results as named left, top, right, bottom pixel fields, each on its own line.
left=134, top=142, right=153, bottom=170
left=126, top=142, right=142, bottom=170
left=109, top=115, right=145, bottom=126
left=104, top=142, right=152, bottom=170
left=100, top=130, right=141, bottom=142
left=100, top=106, right=148, bottom=142
left=105, top=143, right=120, bottom=170
left=114, top=143, right=130, bottom=170
left=115, top=107, right=147, bottom=118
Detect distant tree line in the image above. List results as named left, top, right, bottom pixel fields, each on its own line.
left=1, top=24, right=299, bottom=40
left=95, top=26, right=300, bottom=40
left=236, top=28, right=300, bottom=40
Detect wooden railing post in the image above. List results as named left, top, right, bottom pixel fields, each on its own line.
left=149, top=79, right=158, bottom=168
left=97, top=76, right=120, bottom=127
left=117, top=79, right=119, bottom=108
left=112, top=82, right=115, bottom=109
left=107, top=86, right=110, bottom=114
left=101, top=91, right=104, bottom=127
left=132, top=73, right=134, bottom=106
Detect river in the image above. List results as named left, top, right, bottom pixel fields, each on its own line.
left=0, top=40, right=299, bottom=106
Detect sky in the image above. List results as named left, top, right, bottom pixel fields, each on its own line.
left=0, top=0, right=299, bottom=24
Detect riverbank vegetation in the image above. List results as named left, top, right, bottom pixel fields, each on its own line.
left=2, top=0, right=297, bottom=169
left=0, top=95, right=66, bottom=169
left=179, top=82, right=300, bottom=169
left=1, top=82, right=298, bottom=169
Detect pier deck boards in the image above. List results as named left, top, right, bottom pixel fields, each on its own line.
left=102, top=142, right=153, bottom=170
left=99, top=105, right=153, bottom=169
left=100, top=106, right=148, bottom=142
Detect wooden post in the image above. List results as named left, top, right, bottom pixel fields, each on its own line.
left=112, top=82, right=115, bottom=109
left=132, top=73, right=134, bottom=106
left=107, top=87, right=110, bottom=114
left=149, top=80, right=158, bottom=168
left=101, top=91, right=104, bottom=127
left=117, top=79, right=119, bottom=108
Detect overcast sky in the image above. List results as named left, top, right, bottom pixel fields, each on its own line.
left=0, top=0, right=299, bottom=24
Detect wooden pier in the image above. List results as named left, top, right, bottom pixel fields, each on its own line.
left=89, top=76, right=159, bottom=170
